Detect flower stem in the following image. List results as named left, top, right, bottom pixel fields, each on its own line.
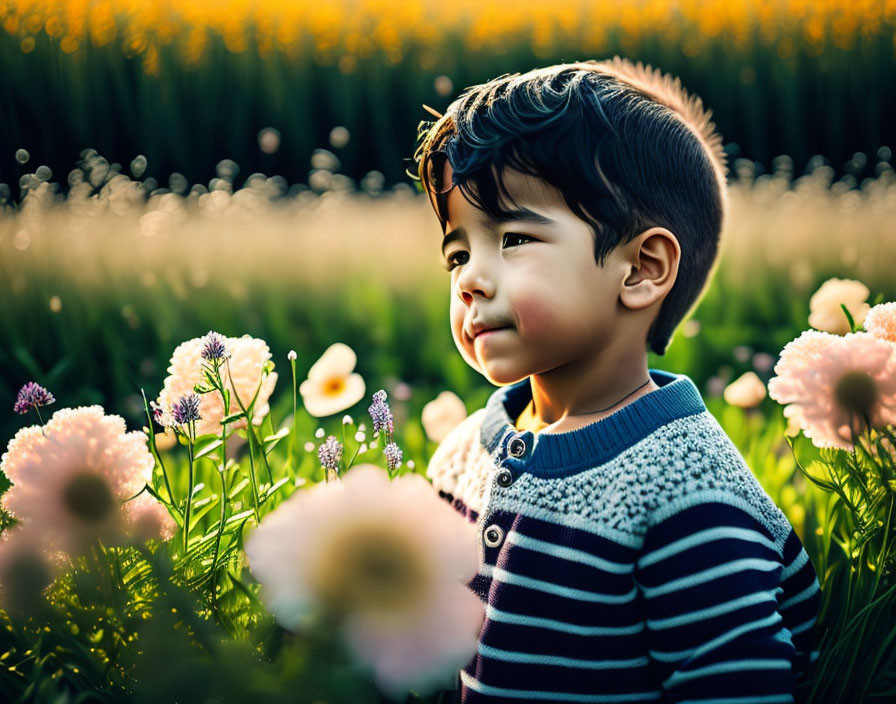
left=183, top=421, right=196, bottom=553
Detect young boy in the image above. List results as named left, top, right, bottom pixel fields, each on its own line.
left=415, top=58, right=820, bottom=703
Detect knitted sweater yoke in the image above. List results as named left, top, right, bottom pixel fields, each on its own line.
left=426, top=369, right=820, bottom=703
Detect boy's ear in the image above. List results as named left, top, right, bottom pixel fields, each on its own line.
left=618, top=227, right=681, bottom=311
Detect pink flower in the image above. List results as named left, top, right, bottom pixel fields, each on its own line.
left=126, top=492, right=178, bottom=543
left=0, top=406, right=155, bottom=555
left=865, top=302, right=896, bottom=343
left=245, top=464, right=483, bottom=698
left=768, top=331, right=896, bottom=449
left=157, top=334, right=277, bottom=437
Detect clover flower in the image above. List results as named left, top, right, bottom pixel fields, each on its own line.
left=245, top=464, right=484, bottom=699
left=299, top=343, right=365, bottom=417
left=368, top=390, right=394, bottom=436
left=171, top=393, right=202, bottom=425
left=768, top=331, right=896, bottom=449
left=13, top=382, right=55, bottom=415
left=421, top=391, right=468, bottom=443
left=384, top=442, right=403, bottom=472
left=318, top=435, right=343, bottom=471
left=200, top=330, right=229, bottom=361
left=0, top=406, right=156, bottom=555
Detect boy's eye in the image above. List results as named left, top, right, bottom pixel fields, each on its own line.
left=443, top=233, right=534, bottom=271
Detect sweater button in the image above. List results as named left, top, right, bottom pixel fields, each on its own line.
left=496, top=469, right=513, bottom=487
left=508, top=436, right=526, bottom=458
left=483, top=525, right=504, bottom=548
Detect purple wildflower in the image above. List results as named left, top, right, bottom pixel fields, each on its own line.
left=13, top=382, right=55, bottom=415
left=384, top=442, right=403, bottom=472
left=318, top=435, right=343, bottom=470
left=171, top=394, right=202, bottom=425
left=201, top=331, right=229, bottom=361
left=368, top=390, right=394, bottom=435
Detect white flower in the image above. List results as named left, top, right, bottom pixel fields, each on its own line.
left=0, top=406, right=156, bottom=555
left=808, top=277, right=870, bottom=335
left=157, top=334, right=278, bottom=437
left=421, top=391, right=468, bottom=443
left=299, top=343, right=365, bottom=417
left=245, top=464, right=483, bottom=698
left=723, top=371, right=767, bottom=408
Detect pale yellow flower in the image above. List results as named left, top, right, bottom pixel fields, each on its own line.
left=808, top=277, right=870, bottom=335
left=864, top=302, right=896, bottom=343
left=768, top=331, right=896, bottom=450
left=723, top=371, right=767, bottom=408
left=245, top=464, right=483, bottom=698
left=0, top=406, right=155, bottom=555
left=421, top=391, right=468, bottom=443
left=157, top=334, right=278, bottom=437
left=299, top=343, right=365, bottom=417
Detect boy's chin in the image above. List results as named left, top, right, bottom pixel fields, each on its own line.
left=478, top=361, right=530, bottom=387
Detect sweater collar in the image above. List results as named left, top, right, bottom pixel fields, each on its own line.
left=479, top=369, right=706, bottom=477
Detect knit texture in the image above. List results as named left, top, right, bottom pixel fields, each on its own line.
left=426, top=369, right=820, bottom=703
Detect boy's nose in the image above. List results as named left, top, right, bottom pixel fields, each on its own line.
left=457, top=266, right=495, bottom=304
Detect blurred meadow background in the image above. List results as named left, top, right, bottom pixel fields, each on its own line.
left=2, top=0, right=896, bottom=700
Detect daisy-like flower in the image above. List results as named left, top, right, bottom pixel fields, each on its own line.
left=245, top=464, right=484, bottom=699
left=368, top=390, right=394, bottom=436
left=864, top=302, right=896, bottom=343
left=299, top=343, right=365, bottom=418
left=0, top=526, right=62, bottom=617
left=723, top=371, right=767, bottom=408
left=808, top=277, right=871, bottom=335
left=384, top=442, right=403, bottom=472
left=157, top=334, right=278, bottom=437
left=768, top=331, right=896, bottom=450
left=421, top=391, right=468, bottom=443
left=0, top=406, right=156, bottom=555
left=13, top=382, right=55, bottom=415
left=200, top=330, right=230, bottom=361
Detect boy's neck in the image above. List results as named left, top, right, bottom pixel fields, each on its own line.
left=527, top=348, right=659, bottom=435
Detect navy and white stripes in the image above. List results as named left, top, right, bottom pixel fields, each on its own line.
left=427, top=370, right=821, bottom=703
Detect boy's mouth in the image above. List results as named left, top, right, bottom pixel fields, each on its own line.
left=470, top=323, right=510, bottom=338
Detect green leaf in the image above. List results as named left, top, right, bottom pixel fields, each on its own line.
left=194, top=438, right=223, bottom=460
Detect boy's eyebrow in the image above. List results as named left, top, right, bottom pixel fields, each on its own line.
left=440, top=207, right=557, bottom=257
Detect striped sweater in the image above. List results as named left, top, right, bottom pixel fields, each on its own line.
left=426, top=369, right=821, bottom=703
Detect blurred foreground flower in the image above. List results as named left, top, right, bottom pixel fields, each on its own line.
left=421, top=391, right=468, bottom=442
left=0, top=406, right=160, bottom=554
left=245, top=464, right=483, bottom=698
left=768, top=331, right=896, bottom=449
left=299, top=343, right=365, bottom=417
left=157, top=333, right=277, bottom=437
left=808, top=277, right=870, bottom=334
left=723, top=371, right=767, bottom=408
left=864, top=302, right=896, bottom=343
left=0, top=526, right=62, bottom=617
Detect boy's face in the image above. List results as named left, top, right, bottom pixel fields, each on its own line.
left=438, top=161, right=633, bottom=386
